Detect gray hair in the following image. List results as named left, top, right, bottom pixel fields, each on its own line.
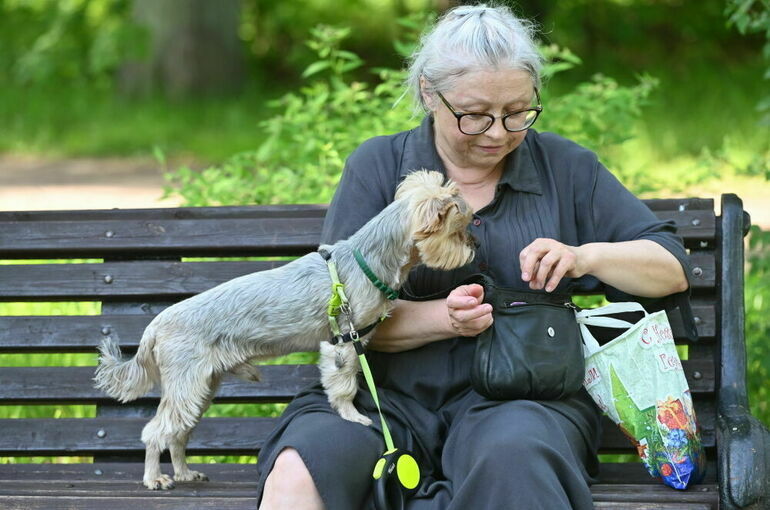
left=406, top=4, right=543, bottom=114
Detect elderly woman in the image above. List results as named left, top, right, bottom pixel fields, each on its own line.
left=257, top=4, right=690, bottom=510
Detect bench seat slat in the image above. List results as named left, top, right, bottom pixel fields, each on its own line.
left=0, top=463, right=718, bottom=507
left=0, top=496, right=715, bottom=510
left=0, top=480, right=256, bottom=498
left=591, top=484, right=717, bottom=502
left=0, top=482, right=720, bottom=507
left=0, top=496, right=256, bottom=510
left=594, top=502, right=713, bottom=509
left=0, top=253, right=716, bottom=301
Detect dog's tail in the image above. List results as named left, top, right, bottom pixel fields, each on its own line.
left=94, top=320, right=160, bottom=402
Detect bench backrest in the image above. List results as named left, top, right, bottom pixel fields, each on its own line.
left=0, top=198, right=739, bottom=482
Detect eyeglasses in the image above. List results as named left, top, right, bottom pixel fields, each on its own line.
left=436, top=89, right=543, bottom=135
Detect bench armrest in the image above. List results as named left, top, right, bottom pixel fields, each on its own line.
left=717, top=194, right=770, bottom=509
left=718, top=407, right=770, bottom=509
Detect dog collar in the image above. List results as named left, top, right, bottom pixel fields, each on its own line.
left=353, top=249, right=399, bottom=300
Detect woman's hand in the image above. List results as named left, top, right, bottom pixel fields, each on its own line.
left=446, top=284, right=494, bottom=337
left=519, top=238, right=689, bottom=297
left=519, top=238, right=587, bottom=293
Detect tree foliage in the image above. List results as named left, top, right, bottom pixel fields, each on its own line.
left=163, top=18, right=659, bottom=206
left=726, top=0, right=770, bottom=124
left=0, top=0, right=142, bottom=87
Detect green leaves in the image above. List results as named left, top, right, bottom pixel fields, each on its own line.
left=538, top=68, right=660, bottom=191
left=302, top=25, right=363, bottom=79
left=726, top=0, right=770, bottom=124
left=167, top=22, right=414, bottom=207
left=540, top=44, right=583, bottom=80
left=166, top=23, right=667, bottom=207
left=2, top=0, right=138, bottom=87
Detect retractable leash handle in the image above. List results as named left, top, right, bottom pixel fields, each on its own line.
left=372, top=448, right=420, bottom=510
left=356, top=340, right=421, bottom=510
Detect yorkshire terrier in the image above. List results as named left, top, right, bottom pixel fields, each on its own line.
left=94, top=170, right=474, bottom=490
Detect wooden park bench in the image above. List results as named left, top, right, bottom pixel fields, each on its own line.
left=0, top=194, right=768, bottom=509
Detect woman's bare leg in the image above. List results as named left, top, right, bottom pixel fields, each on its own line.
left=259, top=448, right=324, bottom=510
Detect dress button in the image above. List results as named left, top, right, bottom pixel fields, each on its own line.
left=479, top=262, right=488, bottom=271
left=473, top=218, right=482, bottom=226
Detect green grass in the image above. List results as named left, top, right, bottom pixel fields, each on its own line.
left=0, top=80, right=279, bottom=162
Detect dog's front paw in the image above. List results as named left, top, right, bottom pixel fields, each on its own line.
left=144, top=474, right=175, bottom=490
left=339, top=407, right=373, bottom=427
left=175, top=470, right=209, bottom=482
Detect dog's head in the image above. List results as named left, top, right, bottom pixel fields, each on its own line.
left=395, top=170, right=475, bottom=270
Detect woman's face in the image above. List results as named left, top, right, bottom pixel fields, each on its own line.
left=425, top=68, right=536, bottom=172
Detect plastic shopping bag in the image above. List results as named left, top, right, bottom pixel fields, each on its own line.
left=576, top=303, right=706, bottom=489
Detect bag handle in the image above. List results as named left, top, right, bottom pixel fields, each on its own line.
left=576, top=302, right=648, bottom=356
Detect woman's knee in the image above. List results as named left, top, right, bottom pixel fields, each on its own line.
left=261, top=448, right=323, bottom=509
left=268, top=448, right=315, bottom=489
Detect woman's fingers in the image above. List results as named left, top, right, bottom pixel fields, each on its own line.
left=451, top=302, right=493, bottom=322
left=545, top=256, right=575, bottom=293
left=446, top=284, right=493, bottom=336
left=520, top=238, right=579, bottom=292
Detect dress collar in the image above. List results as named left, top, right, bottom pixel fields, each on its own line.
left=399, top=116, right=543, bottom=195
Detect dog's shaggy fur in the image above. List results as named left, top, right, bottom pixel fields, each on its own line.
left=93, top=170, right=474, bottom=490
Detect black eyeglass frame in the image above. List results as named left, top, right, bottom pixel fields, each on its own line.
left=436, top=88, right=543, bottom=135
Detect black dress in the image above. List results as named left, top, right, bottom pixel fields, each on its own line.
left=255, top=117, right=691, bottom=509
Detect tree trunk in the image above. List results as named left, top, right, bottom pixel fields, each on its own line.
left=119, top=0, right=244, bottom=99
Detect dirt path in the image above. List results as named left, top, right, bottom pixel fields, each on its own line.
left=1, top=155, right=768, bottom=229
left=0, top=155, right=184, bottom=211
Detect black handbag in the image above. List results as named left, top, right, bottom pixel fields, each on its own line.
left=470, top=279, right=585, bottom=400
left=402, top=273, right=586, bottom=401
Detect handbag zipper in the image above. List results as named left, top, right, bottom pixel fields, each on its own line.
left=502, top=301, right=577, bottom=309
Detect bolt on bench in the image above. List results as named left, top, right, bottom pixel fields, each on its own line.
left=0, top=195, right=768, bottom=509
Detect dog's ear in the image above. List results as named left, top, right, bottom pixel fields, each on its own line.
left=413, top=197, right=459, bottom=239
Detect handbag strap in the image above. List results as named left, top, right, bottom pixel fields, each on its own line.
left=400, top=273, right=571, bottom=308
left=399, top=273, right=493, bottom=302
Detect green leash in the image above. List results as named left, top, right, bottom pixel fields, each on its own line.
left=320, top=249, right=420, bottom=509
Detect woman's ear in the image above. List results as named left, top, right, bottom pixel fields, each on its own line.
left=420, top=76, right=435, bottom=111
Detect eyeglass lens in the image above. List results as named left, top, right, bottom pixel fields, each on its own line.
left=459, top=110, right=539, bottom=134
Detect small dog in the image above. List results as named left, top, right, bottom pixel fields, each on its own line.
left=93, top=170, right=474, bottom=490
